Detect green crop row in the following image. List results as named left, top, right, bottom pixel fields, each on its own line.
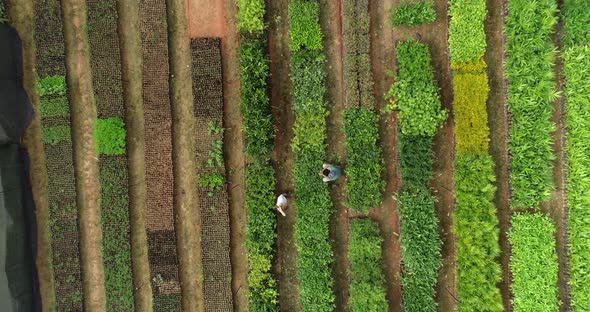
left=397, top=134, right=441, bottom=312
left=349, top=219, right=387, bottom=310
left=504, top=0, right=558, bottom=209
left=343, top=108, right=384, bottom=212
left=509, top=213, right=559, bottom=311
left=238, top=0, right=265, bottom=33
left=289, top=1, right=335, bottom=310
left=448, top=0, right=487, bottom=63
left=0, top=2, right=7, bottom=24
left=391, top=1, right=436, bottom=27
left=386, top=40, right=447, bottom=137
left=562, top=1, right=590, bottom=310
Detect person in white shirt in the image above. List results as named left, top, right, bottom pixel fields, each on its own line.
left=275, top=193, right=287, bottom=217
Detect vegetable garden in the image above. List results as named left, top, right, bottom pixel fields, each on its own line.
left=4, top=0, right=590, bottom=311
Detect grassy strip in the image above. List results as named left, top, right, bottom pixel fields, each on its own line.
left=99, top=157, right=134, bottom=311
left=509, top=213, right=559, bottom=311
left=349, top=219, right=387, bottom=310
left=392, top=1, right=436, bottom=27
left=342, top=108, right=384, bottom=212
left=505, top=0, right=558, bottom=209
left=562, top=1, right=590, bottom=309
left=289, top=1, right=334, bottom=310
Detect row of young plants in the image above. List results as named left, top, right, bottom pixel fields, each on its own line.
left=391, top=0, right=436, bottom=27
left=504, top=0, right=558, bottom=209
left=448, top=0, right=502, bottom=310
left=388, top=40, right=444, bottom=312
left=562, top=1, right=590, bottom=310
left=237, top=0, right=279, bottom=309
left=288, top=0, right=334, bottom=310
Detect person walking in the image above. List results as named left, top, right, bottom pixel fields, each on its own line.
left=275, top=193, right=288, bottom=217
left=319, top=162, right=342, bottom=182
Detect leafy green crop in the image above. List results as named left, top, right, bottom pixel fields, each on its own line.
left=349, top=219, right=387, bottom=310
left=505, top=0, right=558, bottom=209
left=392, top=1, right=436, bottom=27
left=448, top=0, right=487, bottom=63
left=562, top=0, right=590, bottom=46
left=94, top=117, right=126, bottom=155
left=37, top=75, right=67, bottom=97
left=288, top=0, right=323, bottom=53
left=343, top=108, right=384, bottom=212
left=0, top=2, right=7, bottom=24
left=509, top=213, right=559, bottom=312
left=42, top=125, right=71, bottom=144
left=386, top=40, right=447, bottom=137
left=40, top=96, right=69, bottom=118
left=238, top=0, right=266, bottom=33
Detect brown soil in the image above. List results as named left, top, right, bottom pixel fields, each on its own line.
left=484, top=0, right=512, bottom=310
left=8, top=2, right=57, bottom=311
left=318, top=0, right=350, bottom=310
left=267, top=0, right=300, bottom=310
left=61, top=0, right=106, bottom=310
left=187, top=0, right=226, bottom=38
left=219, top=0, right=248, bottom=310
left=369, top=0, right=402, bottom=310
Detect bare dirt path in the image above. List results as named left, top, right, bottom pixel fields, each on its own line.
left=267, top=0, right=300, bottom=310
left=187, top=0, right=225, bottom=38
left=318, top=1, right=350, bottom=310
left=484, top=0, right=512, bottom=310
left=369, top=0, right=402, bottom=310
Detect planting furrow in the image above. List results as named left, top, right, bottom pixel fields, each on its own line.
left=288, top=0, right=335, bottom=310
left=561, top=1, right=590, bottom=310
left=237, top=0, right=278, bottom=310
left=448, top=0, right=503, bottom=310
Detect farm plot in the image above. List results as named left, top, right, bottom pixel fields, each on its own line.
left=191, top=38, right=233, bottom=311
left=140, top=0, right=181, bottom=309
left=34, top=0, right=83, bottom=309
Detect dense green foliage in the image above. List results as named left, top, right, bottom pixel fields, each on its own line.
left=289, top=1, right=335, bottom=309
left=40, top=97, right=69, bottom=117
left=37, top=75, right=67, bottom=97
left=238, top=0, right=265, bottom=33
left=505, top=0, right=558, bottom=209
left=509, top=213, right=559, bottom=312
left=343, top=108, right=384, bottom=212
left=454, top=155, right=502, bottom=311
left=397, top=134, right=441, bottom=312
left=0, top=2, right=7, bottom=24
left=42, top=125, right=70, bottom=144
left=99, top=158, right=134, bottom=311
left=94, top=117, right=126, bottom=155
left=392, top=1, right=436, bottom=27
left=448, top=0, right=487, bottom=63
left=349, top=219, right=387, bottom=310
left=562, top=2, right=590, bottom=310
left=386, top=40, right=447, bottom=137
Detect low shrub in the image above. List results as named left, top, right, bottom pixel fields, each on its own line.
left=454, top=155, right=502, bottom=311
left=448, top=0, right=487, bottom=63
left=288, top=0, right=323, bottom=53
left=40, top=96, right=69, bottom=118
left=392, top=1, right=436, bottom=27
left=349, top=219, right=387, bottom=310
left=343, top=108, right=384, bottom=212
left=42, top=125, right=70, bottom=144
left=386, top=40, right=447, bottom=137
left=238, top=0, right=265, bottom=33
left=509, top=213, right=559, bottom=311
left=94, top=117, right=126, bottom=155
left=505, top=0, right=558, bottom=209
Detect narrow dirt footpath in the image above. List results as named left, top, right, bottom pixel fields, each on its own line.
left=484, top=0, right=512, bottom=310
left=318, top=1, right=350, bottom=310
left=267, top=0, right=300, bottom=310
left=61, top=0, right=105, bottom=309
left=220, top=0, right=249, bottom=310
left=369, top=0, right=402, bottom=310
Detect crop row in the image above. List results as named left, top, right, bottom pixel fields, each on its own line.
left=349, top=219, right=387, bottom=310
left=288, top=0, right=334, bottom=310
left=448, top=0, right=502, bottom=310
left=391, top=0, right=436, bottom=27
left=237, top=1, right=278, bottom=310
left=505, top=0, right=558, bottom=209
left=390, top=40, right=444, bottom=312
left=562, top=1, right=590, bottom=310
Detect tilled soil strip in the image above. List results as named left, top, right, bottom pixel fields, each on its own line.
left=483, top=0, right=512, bottom=309
left=116, top=1, right=153, bottom=310
left=7, top=1, right=57, bottom=309
left=318, top=0, right=350, bottom=310
left=62, top=0, right=106, bottom=309
left=267, top=0, right=300, bottom=310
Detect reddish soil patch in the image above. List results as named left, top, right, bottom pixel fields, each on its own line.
left=484, top=0, right=512, bottom=310
left=187, top=0, right=226, bottom=38
left=318, top=1, right=350, bottom=310
left=369, top=0, right=402, bottom=310
left=267, top=0, right=300, bottom=310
